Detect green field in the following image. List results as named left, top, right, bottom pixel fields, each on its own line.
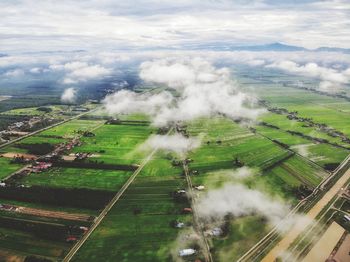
left=72, top=153, right=191, bottom=262
left=20, top=167, right=133, bottom=191
left=72, top=123, right=154, bottom=165
left=0, top=157, right=23, bottom=180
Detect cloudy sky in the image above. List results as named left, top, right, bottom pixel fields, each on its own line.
left=1, top=0, right=349, bottom=52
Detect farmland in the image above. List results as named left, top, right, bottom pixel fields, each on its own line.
left=0, top=69, right=350, bottom=262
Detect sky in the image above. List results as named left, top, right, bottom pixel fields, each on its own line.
left=1, top=0, right=350, bottom=53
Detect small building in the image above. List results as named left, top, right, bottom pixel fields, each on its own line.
left=194, top=185, right=205, bottom=191
left=179, top=249, right=196, bottom=257
left=175, top=222, right=185, bottom=228
left=343, top=215, right=350, bottom=222
left=208, top=227, right=223, bottom=237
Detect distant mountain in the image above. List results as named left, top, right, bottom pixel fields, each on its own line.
left=0, top=53, right=8, bottom=57
left=232, top=42, right=307, bottom=52
left=315, top=46, right=350, bottom=53
left=182, top=42, right=350, bottom=53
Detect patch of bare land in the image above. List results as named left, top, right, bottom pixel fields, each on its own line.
left=302, top=222, right=345, bottom=262
left=0, top=250, right=24, bottom=262
left=332, top=233, right=350, bottom=262
left=0, top=152, right=37, bottom=159
left=262, top=168, right=350, bottom=262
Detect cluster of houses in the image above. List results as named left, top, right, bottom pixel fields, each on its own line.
left=268, top=106, right=350, bottom=144
left=0, top=116, right=57, bottom=144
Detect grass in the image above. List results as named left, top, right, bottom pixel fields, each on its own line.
left=186, top=117, right=289, bottom=172
left=72, top=123, right=154, bottom=165
left=212, top=215, right=270, bottom=262
left=20, top=167, right=134, bottom=191
left=0, top=226, right=70, bottom=259
left=0, top=157, right=23, bottom=180
left=72, top=153, right=191, bottom=262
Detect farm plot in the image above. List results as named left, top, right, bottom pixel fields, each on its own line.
left=186, top=117, right=290, bottom=172
left=255, top=123, right=350, bottom=169
left=0, top=157, right=23, bottom=180
left=19, top=167, right=134, bottom=192
left=38, top=119, right=104, bottom=138
left=254, top=84, right=350, bottom=138
left=72, top=154, right=193, bottom=262
left=72, top=123, right=154, bottom=165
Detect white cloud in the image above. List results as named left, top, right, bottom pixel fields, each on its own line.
left=196, top=183, right=290, bottom=225
left=140, top=133, right=201, bottom=156
left=50, top=60, right=112, bottom=84
left=104, top=57, right=263, bottom=126
left=266, top=60, right=350, bottom=92
left=3, top=69, right=24, bottom=77
left=0, top=1, right=349, bottom=52
left=61, top=87, right=77, bottom=103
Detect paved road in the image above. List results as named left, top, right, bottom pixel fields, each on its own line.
left=261, top=166, right=350, bottom=262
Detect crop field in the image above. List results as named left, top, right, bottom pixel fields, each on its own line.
left=39, top=119, right=104, bottom=138
left=0, top=157, right=23, bottom=179
left=1, top=68, right=350, bottom=262
left=72, top=123, right=154, bottom=165
left=20, top=167, right=134, bottom=191
left=72, top=153, right=191, bottom=262
left=0, top=105, right=69, bottom=116
left=186, top=117, right=289, bottom=172
left=255, top=122, right=349, bottom=168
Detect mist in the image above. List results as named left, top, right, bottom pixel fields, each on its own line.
left=104, top=57, right=263, bottom=126
left=139, top=133, right=201, bottom=157
left=61, top=87, right=77, bottom=103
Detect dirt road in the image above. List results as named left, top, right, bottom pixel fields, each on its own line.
left=262, top=168, right=350, bottom=262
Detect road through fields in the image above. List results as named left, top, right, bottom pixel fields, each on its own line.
left=261, top=166, right=350, bottom=262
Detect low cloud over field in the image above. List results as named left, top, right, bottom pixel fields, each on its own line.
left=195, top=182, right=312, bottom=233
left=104, top=57, right=263, bottom=126
left=196, top=183, right=290, bottom=225
left=140, top=134, right=201, bottom=157
left=61, top=87, right=77, bottom=103
left=266, top=60, right=350, bottom=92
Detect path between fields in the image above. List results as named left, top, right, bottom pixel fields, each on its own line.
left=183, top=163, right=213, bottom=262
left=63, top=129, right=172, bottom=262
left=261, top=167, right=350, bottom=262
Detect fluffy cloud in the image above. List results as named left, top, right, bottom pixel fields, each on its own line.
left=1, top=1, right=350, bottom=52
left=104, top=57, right=263, bottom=126
left=196, top=183, right=290, bottom=225
left=61, top=87, right=77, bottom=103
left=266, top=60, right=350, bottom=92
left=140, top=133, right=201, bottom=156
left=50, top=61, right=112, bottom=84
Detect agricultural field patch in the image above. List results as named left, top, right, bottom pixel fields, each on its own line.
left=72, top=123, right=154, bottom=165
left=20, top=167, right=134, bottom=192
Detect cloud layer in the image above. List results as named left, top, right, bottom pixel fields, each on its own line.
left=1, top=0, right=350, bottom=52
left=104, top=57, right=263, bottom=126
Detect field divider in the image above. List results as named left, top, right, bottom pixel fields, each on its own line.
left=182, top=162, right=213, bottom=262
left=63, top=127, right=173, bottom=262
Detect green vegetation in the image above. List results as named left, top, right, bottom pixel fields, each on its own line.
left=0, top=157, right=23, bottom=179
left=20, top=167, right=133, bottom=191
left=72, top=123, right=154, bottom=165
left=73, top=154, right=189, bottom=262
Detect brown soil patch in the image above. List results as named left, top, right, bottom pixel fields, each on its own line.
left=333, top=233, right=350, bottom=262
left=17, top=206, right=93, bottom=222
left=1, top=153, right=37, bottom=159
left=0, top=250, right=25, bottom=262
